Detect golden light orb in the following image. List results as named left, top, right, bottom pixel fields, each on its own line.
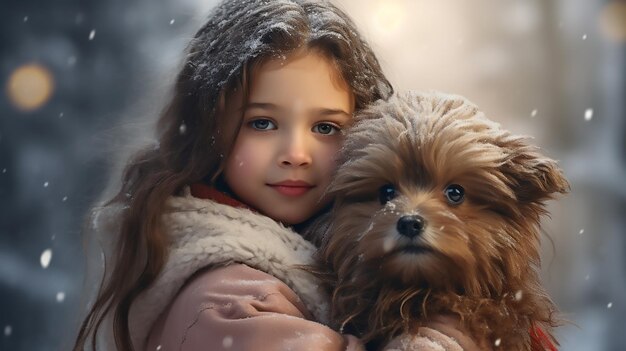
left=599, top=1, right=626, bottom=43
left=6, top=63, right=55, bottom=112
left=373, top=0, right=405, bottom=34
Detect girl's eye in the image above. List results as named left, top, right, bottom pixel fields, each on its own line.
left=379, top=184, right=397, bottom=205
left=444, top=184, right=465, bottom=205
left=250, top=119, right=276, bottom=130
left=313, top=123, right=340, bottom=135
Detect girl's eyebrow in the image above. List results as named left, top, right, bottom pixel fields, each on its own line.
left=245, top=102, right=278, bottom=110
left=313, top=108, right=352, bottom=118
left=245, top=102, right=351, bottom=117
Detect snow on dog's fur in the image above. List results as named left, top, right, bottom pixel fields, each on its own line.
left=314, top=92, right=568, bottom=350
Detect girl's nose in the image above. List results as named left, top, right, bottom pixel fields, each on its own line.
left=278, top=133, right=313, bottom=167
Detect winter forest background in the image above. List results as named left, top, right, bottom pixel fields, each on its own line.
left=1, top=0, right=625, bottom=350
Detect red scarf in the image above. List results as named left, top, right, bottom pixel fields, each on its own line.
left=189, top=183, right=254, bottom=211
left=530, top=324, right=558, bottom=351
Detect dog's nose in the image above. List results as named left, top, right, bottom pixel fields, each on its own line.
left=397, top=215, right=426, bottom=238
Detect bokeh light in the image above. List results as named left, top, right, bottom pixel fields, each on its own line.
left=599, top=1, right=626, bottom=43
left=372, top=0, right=405, bottom=34
left=5, top=63, right=55, bottom=112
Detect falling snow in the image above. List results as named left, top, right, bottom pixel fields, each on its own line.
left=607, top=302, right=613, bottom=309
left=4, top=325, right=12, bottom=336
left=584, top=108, right=593, bottom=121
left=40, top=249, right=52, bottom=269
left=359, top=222, right=374, bottom=240
left=89, top=29, right=96, bottom=40
left=494, top=338, right=501, bottom=347
left=530, top=109, right=538, bottom=118
left=579, top=229, right=584, bottom=235
left=62, top=196, right=68, bottom=202
left=2, top=168, right=6, bottom=173
left=156, top=345, right=162, bottom=351
left=223, top=335, right=234, bottom=348
left=585, top=274, right=590, bottom=280
left=56, top=291, right=66, bottom=303
left=383, top=236, right=395, bottom=253
left=582, top=34, right=587, bottom=40
left=179, top=122, right=187, bottom=135
left=169, top=19, right=175, bottom=25
left=23, top=16, right=28, bottom=22
left=515, top=290, right=523, bottom=301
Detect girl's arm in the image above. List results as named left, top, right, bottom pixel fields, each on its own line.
left=145, top=263, right=364, bottom=351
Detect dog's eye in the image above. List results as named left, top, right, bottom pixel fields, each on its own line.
left=379, top=184, right=397, bottom=205
left=444, top=184, right=465, bottom=205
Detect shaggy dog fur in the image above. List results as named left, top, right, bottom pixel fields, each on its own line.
left=312, top=92, right=569, bottom=350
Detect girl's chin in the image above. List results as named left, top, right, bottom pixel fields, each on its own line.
left=272, top=213, right=309, bottom=226
left=261, top=207, right=316, bottom=226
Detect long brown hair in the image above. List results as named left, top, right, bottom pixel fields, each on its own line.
left=73, top=0, right=393, bottom=350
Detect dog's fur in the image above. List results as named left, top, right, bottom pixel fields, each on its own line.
left=313, top=92, right=569, bottom=350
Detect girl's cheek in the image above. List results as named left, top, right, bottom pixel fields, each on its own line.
left=229, top=151, right=252, bottom=170
left=326, top=140, right=343, bottom=164
left=229, top=138, right=266, bottom=172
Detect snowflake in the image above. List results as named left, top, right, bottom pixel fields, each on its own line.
left=40, top=249, right=52, bottom=269
left=223, top=335, right=234, bottom=348
left=56, top=292, right=66, bottom=303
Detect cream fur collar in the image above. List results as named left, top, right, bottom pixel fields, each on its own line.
left=123, top=188, right=329, bottom=351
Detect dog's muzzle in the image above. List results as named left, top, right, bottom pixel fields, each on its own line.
left=396, top=215, right=426, bottom=238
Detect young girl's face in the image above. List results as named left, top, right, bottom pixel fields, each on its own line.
left=223, top=51, right=354, bottom=225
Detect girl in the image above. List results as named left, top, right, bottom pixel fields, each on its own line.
left=73, top=1, right=481, bottom=350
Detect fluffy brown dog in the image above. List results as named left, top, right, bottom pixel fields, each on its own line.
left=314, top=92, right=569, bottom=350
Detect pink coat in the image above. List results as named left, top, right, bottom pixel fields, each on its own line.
left=146, top=263, right=364, bottom=350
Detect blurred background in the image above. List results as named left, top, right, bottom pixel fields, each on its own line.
left=1, top=0, right=624, bottom=350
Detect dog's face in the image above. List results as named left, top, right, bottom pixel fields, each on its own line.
left=324, top=92, right=569, bottom=295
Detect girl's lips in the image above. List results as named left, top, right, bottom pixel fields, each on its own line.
left=270, top=185, right=313, bottom=196
left=268, top=181, right=315, bottom=197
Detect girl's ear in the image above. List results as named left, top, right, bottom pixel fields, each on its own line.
left=500, top=138, right=570, bottom=205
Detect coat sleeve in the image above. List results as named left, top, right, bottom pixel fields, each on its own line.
left=145, top=263, right=365, bottom=351
left=381, top=315, right=489, bottom=351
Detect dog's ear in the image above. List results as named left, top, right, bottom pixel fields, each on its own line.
left=500, top=137, right=570, bottom=205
